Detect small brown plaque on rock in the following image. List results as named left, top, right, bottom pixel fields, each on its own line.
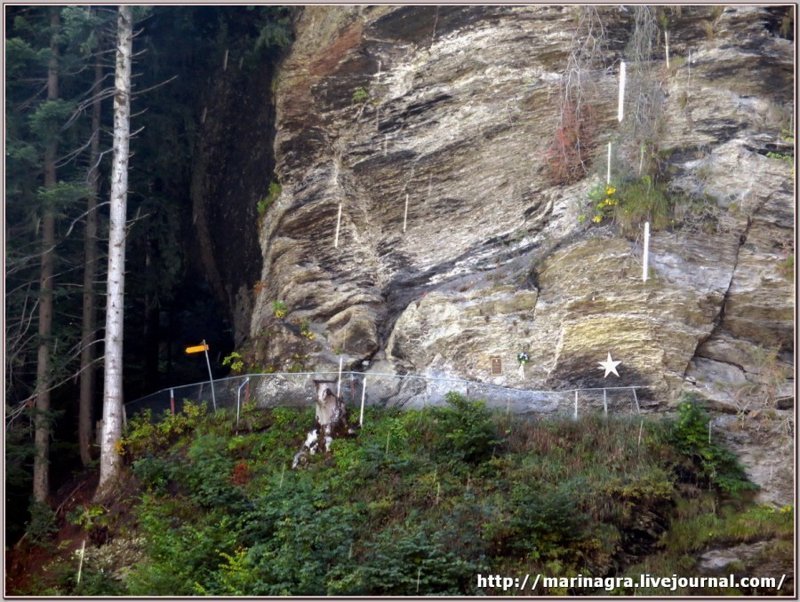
left=490, top=356, right=502, bottom=375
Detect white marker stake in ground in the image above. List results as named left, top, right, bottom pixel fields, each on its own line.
left=642, top=221, right=650, bottom=282
left=403, top=193, right=409, bottom=233
left=618, top=61, right=626, bottom=122
left=665, top=30, right=670, bottom=69
left=607, top=143, right=612, bottom=184
left=334, top=203, right=342, bottom=248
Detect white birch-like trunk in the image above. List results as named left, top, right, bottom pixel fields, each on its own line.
left=97, top=6, right=132, bottom=498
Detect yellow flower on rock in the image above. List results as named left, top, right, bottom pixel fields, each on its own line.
left=592, top=215, right=603, bottom=223
left=606, top=185, right=616, bottom=195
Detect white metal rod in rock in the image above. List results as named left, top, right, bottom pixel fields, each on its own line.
left=607, top=143, right=612, bottom=184
left=618, top=61, right=626, bottom=122
left=359, top=376, right=367, bottom=427
left=336, top=356, right=343, bottom=398
left=642, top=221, right=650, bottom=282
left=603, top=388, right=608, bottom=416
left=573, top=390, right=578, bottom=421
left=665, top=30, right=670, bottom=69
left=632, top=387, right=641, bottom=414
left=403, top=193, right=409, bottom=233
left=334, top=203, right=343, bottom=248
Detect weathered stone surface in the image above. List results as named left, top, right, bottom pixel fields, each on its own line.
left=249, top=5, right=792, bottom=394
left=237, top=6, right=793, bottom=496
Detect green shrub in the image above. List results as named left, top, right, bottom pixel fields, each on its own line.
left=352, top=86, right=369, bottom=104
left=351, top=523, right=479, bottom=595
left=26, top=501, right=58, bottom=545
left=671, top=395, right=757, bottom=495
left=432, top=392, right=499, bottom=464
left=615, top=175, right=671, bottom=236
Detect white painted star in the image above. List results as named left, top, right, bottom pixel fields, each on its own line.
left=598, top=352, right=621, bottom=378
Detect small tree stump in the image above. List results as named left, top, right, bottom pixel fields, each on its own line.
left=292, top=379, right=356, bottom=469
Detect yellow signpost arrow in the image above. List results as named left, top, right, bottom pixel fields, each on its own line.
left=185, top=339, right=216, bottom=411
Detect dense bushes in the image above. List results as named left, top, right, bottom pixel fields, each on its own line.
left=24, top=395, right=792, bottom=596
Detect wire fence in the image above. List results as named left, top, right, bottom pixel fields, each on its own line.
left=124, top=371, right=655, bottom=424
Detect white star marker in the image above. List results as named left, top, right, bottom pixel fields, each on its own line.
left=598, top=352, right=621, bottom=378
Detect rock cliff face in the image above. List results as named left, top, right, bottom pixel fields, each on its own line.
left=237, top=7, right=792, bottom=501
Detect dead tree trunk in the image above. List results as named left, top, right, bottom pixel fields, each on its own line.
left=292, top=380, right=356, bottom=469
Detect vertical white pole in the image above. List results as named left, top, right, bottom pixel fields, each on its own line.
left=638, top=418, right=644, bottom=452
left=359, top=376, right=366, bottom=427
left=573, top=390, right=578, bottom=421
left=665, top=31, right=670, bottom=70
left=632, top=387, right=641, bottom=414
left=642, top=221, right=650, bottom=282
left=76, top=538, right=86, bottom=585
left=607, top=143, right=612, bottom=185
left=618, top=61, right=626, bottom=122
left=403, top=193, right=409, bottom=233
left=334, top=203, right=342, bottom=248
left=603, top=388, right=608, bottom=417
left=203, top=340, right=217, bottom=412
left=336, top=356, right=343, bottom=398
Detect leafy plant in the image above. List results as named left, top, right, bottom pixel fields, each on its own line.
left=222, top=351, right=245, bottom=374
left=272, top=300, right=287, bottom=319
left=26, top=501, right=58, bottom=545
left=257, top=181, right=282, bottom=217
left=670, top=395, right=758, bottom=495
left=433, top=392, right=499, bottom=464
left=352, top=86, right=369, bottom=104
left=614, top=175, right=672, bottom=236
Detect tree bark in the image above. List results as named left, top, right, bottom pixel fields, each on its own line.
left=97, top=5, right=132, bottom=499
left=33, top=8, right=60, bottom=504
left=79, top=56, right=103, bottom=467
left=292, top=380, right=356, bottom=469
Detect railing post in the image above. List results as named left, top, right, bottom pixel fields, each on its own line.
left=336, top=356, right=343, bottom=398
left=603, top=388, right=608, bottom=417
left=360, top=375, right=367, bottom=427
left=170, top=388, right=175, bottom=416
left=632, top=388, right=641, bottom=414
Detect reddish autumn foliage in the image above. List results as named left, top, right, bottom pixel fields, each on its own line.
left=231, top=460, right=251, bottom=486
left=545, top=101, right=598, bottom=185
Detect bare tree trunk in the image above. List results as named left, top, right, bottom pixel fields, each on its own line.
left=79, top=56, right=103, bottom=467
left=96, top=5, right=132, bottom=499
left=33, top=8, right=60, bottom=504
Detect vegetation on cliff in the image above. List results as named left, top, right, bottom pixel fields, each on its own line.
left=11, top=395, right=792, bottom=596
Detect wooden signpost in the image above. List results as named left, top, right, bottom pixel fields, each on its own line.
left=185, top=340, right=216, bottom=411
